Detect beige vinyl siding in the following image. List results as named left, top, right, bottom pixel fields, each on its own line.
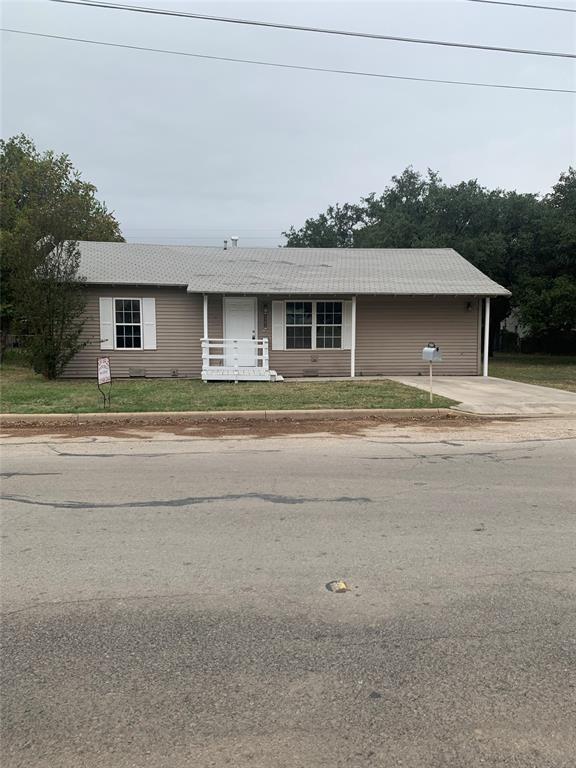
left=64, top=286, right=203, bottom=378
left=205, top=295, right=224, bottom=368
left=355, top=297, right=480, bottom=376
left=257, top=297, right=351, bottom=378
left=207, top=295, right=223, bottom=338
left=65, top=290, right=481, bottom=379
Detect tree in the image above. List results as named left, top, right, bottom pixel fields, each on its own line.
left=17, top=239, right=88, bottom=378
left=540, top=167, right=576, bottom=278
left=283, top=202, right=363, bottom=248
left=283, top=167, right=576, bottom=350
left=516, top=275, right=576, bottom=335
left=0, top=134, right=123, bottom=360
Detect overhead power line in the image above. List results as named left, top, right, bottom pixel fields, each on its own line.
left=3, top=29, right=574, bottom=95
left=48, top=0, right=576, bottom=60
left=463, top=0, right=576, bottom=12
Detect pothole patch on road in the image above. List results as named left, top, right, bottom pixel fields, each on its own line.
left=369, top=691, right=383, bottom=700
left=325, top=579, right=350, bottom=593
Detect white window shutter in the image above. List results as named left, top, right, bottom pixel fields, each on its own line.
left=341, top=301, right=353, bottom=350
left=99, top=297, right=114, bottom=350
left=142, top=297, right=157, bottom=350
left=271, top=301, right=285, bottom=351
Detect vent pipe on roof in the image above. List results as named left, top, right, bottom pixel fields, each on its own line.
left=223, top=239, right=228, bottom=250
left=231, top=236, right=239, bottom=248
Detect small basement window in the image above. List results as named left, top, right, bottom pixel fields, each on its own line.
left=115, top=298, right=142, bottom=349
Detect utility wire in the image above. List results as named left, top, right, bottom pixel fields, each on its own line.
left=463, top=0, right=576, bottom=12
left=3, top=28, right=574, bottom=94
left=48, top=0, right=576, bottom=60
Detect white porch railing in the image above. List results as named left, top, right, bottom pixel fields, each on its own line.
left=201, top=338, right=277, bottom=382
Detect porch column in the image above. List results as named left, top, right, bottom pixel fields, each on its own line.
left=203, top=293, right=208, bottom=339
left=482, top=296, right=490, bottom=377
left=351, top=296, right=357, bottom=378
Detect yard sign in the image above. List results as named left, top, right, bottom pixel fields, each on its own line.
left=97, top=356, right=112, bottom=407
left=97, top=356, right=111, bottom=385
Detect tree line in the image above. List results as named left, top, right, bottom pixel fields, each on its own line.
left=284, top=167, right=576, bottom=352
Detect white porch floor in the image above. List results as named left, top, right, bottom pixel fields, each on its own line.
left=202, top=367, right=280, bottom=382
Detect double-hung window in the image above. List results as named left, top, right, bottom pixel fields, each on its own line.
left=115, top=298, right=142, bottom=349
left=316, top=301, right=342, bottom=349
left=99, top=296, right=156, bottom=351
left=286, top=301, right=313, bottom=349
left=284, top=300, right=343, bottom=349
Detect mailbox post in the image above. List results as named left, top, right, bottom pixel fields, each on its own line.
left=422, top=343, right=442, bottom=403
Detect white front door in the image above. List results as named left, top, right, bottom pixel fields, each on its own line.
left=223, top=297, right=258, bottom=367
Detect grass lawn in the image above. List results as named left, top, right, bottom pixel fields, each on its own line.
left=0, top=362, right=455, bottom=414
left=490, top=354, right=576, bottom=393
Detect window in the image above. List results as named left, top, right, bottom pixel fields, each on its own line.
left=286, top=301, right=313, bottom=349
left=115, top=299, right=142, bottom=349
left=316, top=301, right=342, bottom=349
left=284, top=300, right=343, bottom=349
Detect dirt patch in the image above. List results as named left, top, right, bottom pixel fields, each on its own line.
left=171, top=415, right=488, bottom=439
left=0, top=413, right=498, bottom=440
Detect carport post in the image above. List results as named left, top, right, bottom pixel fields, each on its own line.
left=351, top=296, right=357, bottom=378
left=483, top=297, right=490, bottom=377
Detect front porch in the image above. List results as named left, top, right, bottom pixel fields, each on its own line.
left=200, top=293, right=355, bottom=382
left=201, top=337, right=280, bottom=382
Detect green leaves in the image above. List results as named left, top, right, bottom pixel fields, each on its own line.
left=21, top=240, right=88, bottom=379
left=283, top=202, right=363, bottom=248
left=0, top=134, right=124, bottom=372
left=515, top=276, right=576, bottom=337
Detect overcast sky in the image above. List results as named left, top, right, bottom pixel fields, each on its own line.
left=2, top=0, right=575, bottom=246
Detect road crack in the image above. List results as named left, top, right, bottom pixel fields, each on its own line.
left=1, top=492, right=372, bottom=510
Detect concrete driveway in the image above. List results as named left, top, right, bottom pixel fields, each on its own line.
left=391, top=375, right=576, bottom=415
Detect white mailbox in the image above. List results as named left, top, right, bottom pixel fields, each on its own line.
left=422, top=343, right=442, bottom=363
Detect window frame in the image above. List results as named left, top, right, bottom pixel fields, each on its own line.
left=285, top=300, right=314, bottom=350
left=284, top=300, right=344, bottom=351
left=315, top=301, right=343, bottom=350
left=113, top=297, right=143, bottom=351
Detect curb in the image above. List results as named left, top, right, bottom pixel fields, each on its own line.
left=451, top=406, right=576, bottom=419
left=0, top=407, right=459, bottom=429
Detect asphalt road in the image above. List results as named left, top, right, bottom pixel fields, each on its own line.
left=1, top=421, right=575, bottom=767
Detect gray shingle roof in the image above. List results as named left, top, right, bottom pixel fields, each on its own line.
left=77, top=242, right=510, bottom=296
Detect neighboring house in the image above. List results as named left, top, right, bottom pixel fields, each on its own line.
left=66, top=241, right=510, bottom=380
left=500, top=308, right=528, bottom=339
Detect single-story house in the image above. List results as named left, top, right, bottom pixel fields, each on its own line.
left=66, top=241, right=510, bottom=380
